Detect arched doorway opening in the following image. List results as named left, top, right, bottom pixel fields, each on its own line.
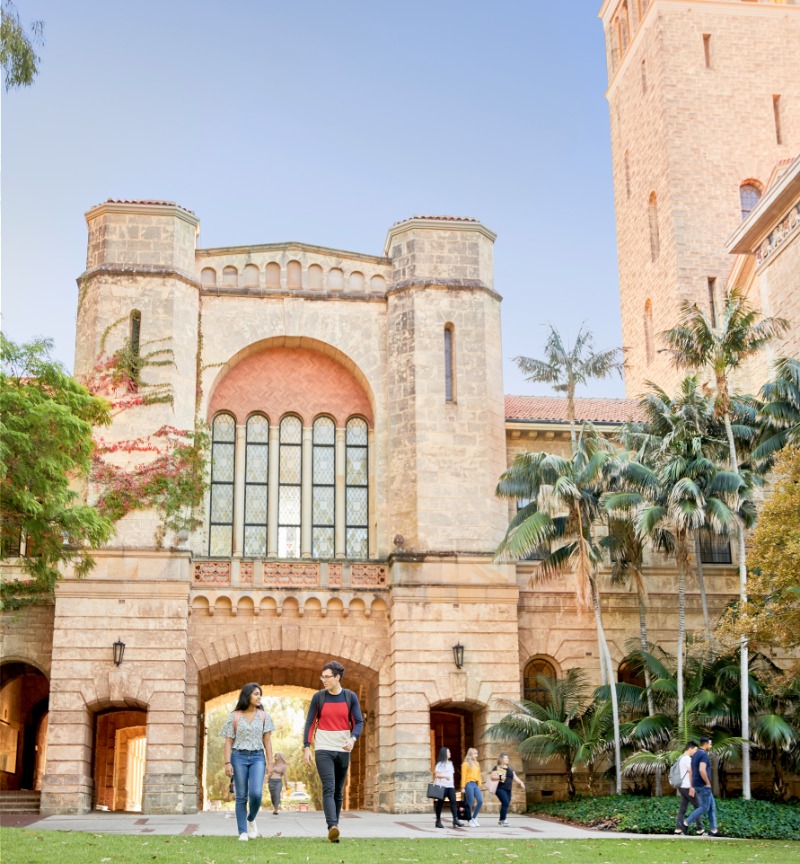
left=195, top=649, right=379, bottom=812
left=430, top=702, right=487, bottom=791
left=93, top=708, right=147, bottom=811
left=0, top=662, right=49, bottom=792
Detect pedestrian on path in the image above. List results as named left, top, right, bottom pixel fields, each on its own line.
left=491, top=753, right=525, bottom=826
left=461, top=747, right=483, bottom=827
left=268, top=753, right=289, bottom=815
left=221, top=683, right=275, bottom=842
left=303, top=660, right=363, bottom=843
left=683, top=737, right=720, bottom=837
left=673, top=740, right=697, bottom=835
left=433, top=747, right=464, bottom=829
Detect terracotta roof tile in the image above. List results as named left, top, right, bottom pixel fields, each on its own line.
left=100, top=199, right=196, bottom=215
left=392, top=215, right=480, bottom=226
left=505, top=395, right=642, bottom=424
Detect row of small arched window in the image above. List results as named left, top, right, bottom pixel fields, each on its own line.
left=200, top=261, right=387, bottom=294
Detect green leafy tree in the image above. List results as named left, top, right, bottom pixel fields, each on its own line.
left=496, top=425, right=623, bottom=792
left=661, top=287, right=788, bottom=799
left=0, top=0, right=43, bottom=90
left=0, top=335, right=114, bottom=609
left=483, top=668, right=612, bottom=799
left=753, top=357, right=800, bottom=466
left=514, top=323, right=624, bottom=450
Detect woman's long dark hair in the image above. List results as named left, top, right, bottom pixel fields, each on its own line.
left=436, top=747, right=450, bottom=766
left=234, top=682, right=262, bottom=712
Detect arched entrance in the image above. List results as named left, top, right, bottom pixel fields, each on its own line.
left=193, top=645, right=381, bottom=812
left=430, top=702, right=488, bottom=791
left=93, top=708, right=147, bottom=811
left=0, top=662, right=49, bottom=792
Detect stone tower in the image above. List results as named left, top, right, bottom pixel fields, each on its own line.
left=599, top=0, right=800, bottom=397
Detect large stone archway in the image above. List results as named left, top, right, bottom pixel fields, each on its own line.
left=188, top=628, right=387, bottom=811
left=0, top=661, right=50, bottom=793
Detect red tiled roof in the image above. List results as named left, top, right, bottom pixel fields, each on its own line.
left=505, top=395, right=642, bottom=423
left=100, top=199, right=196, bottom=215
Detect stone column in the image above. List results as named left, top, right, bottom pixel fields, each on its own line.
left=335, top=427, right=346, bottom=558
left=301, top=425, right=313, bottom=558
left=267, top=423, right=279, bottom=558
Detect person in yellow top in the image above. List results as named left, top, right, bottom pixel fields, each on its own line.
left=461, top=747, right=483, bottom=827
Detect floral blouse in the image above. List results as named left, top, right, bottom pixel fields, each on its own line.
left=220, top=710, right=276, bottom=751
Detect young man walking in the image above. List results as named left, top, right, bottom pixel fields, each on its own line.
left=683, top=737, right=720, bottom=836
left=303, top=660, right=364, bottom=843
left=673, top=740, right=697, bottom=835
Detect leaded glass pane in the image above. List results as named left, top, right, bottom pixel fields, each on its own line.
left=214, top=413, right=236, bottom=442
left=210, top=524, right=232, bottom=557
left=247, top=414, right=269, bottom=443
left=346, top=527, right=368, bottom=559
left=211, top=484, right=234, bottom=522
left=244, top=526, right=267, bottom=558
left=313, top=416, right=335, bottom=445
left=280, top=485, right=301, bottom=524
left=346, top=448, right=367, bottom=485
left=280, top=445, right=301, bottom=484
left=278, top=526, right=300, bottom=558
left=346, top=418, right=367, bottom=446
left=347, top=486, right=368, bottom=525
left=246, top=443, right=268, bottom=482
left=280, top=415, right=302, bottom=444
left=212, top=442, right=235, bottom=481
left=313, top=446, right=335, bottom=485
left=313, top=527, right=335, bottom=559
left=245, top=487, right=267, bottom=523
left=313, top=487, right=335, bottom=525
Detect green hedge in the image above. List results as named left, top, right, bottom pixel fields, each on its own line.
left=531, top=794, right=800, bottom=840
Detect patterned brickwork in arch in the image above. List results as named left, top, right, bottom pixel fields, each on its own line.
left=208, top=347, right=373, bottom=426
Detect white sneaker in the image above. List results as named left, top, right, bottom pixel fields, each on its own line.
left=472, top=818, right=480, bottom=827
left=238, top=832, right=249, bottom=841
left=499, top=819, right=510, bottom=826
left=247, top=819, right=258, bottom=839
left=468, top=818, right=476, bottom=827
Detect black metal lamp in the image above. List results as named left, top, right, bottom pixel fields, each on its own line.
left=113, top=638, right=126, bottom=666
left=452, top=642, right=464, bottom=669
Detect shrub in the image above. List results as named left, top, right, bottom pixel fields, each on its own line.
left=531, top=794, right=800, bottom=839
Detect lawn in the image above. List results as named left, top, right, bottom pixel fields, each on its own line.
left=2, top=830, right=800, bottom=864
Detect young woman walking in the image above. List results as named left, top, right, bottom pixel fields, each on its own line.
left=433, top=747, right=464, bottom=829
left=221, top=683, right=275, bottom=841
left=268, top=752, right=289, bottom=815
left=490, top=752, right=525, bottom=826
left=461, top=747, right=483, bottom=827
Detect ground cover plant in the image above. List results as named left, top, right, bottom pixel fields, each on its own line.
left=532, top=794, right=800, bottom=839
left=2, top=830, right=800, bottom=864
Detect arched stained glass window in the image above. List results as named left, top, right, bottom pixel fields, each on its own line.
left=209, top=414, right=236, bottom=556
left=523, top=657, right=557, bottom=706
left=312, top=416, right=336, bottom=558
left=278, top=416, right=302, bottom=557
left=345, top=418, right=369, bottom=559
left=244, top=414, right=269, bottom=557
left=739, top=184, right=761, bottom=221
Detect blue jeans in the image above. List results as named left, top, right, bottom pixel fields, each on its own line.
left=685, top=785, right=717, bottom=832
left=315, top=749, right=351, bottom=829
left=464, top=781, right=483, bottom=819
left=496, top=786, right=511, bottom=821
left=231, top=749, right=266, bottom=834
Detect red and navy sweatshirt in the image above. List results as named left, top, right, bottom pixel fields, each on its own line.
left=303, top=689, right=364, bottom=752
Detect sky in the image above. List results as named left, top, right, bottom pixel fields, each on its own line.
left=2, top=0, right=626, bottom=399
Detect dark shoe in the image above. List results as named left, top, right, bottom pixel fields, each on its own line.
left=709, top=831, right=721, bottom=837
left=453, top=820, right=464, bottom=828
left=435, top=820, right=445, bottom=829
left=697, top=829, right=708, bottom=837
left=327, top=825, right=340, bottom=843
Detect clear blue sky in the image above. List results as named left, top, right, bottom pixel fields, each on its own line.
left=2, top=0, right=625, bottom=398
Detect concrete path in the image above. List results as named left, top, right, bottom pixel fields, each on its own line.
left=3, top=809, right=669, bottom=841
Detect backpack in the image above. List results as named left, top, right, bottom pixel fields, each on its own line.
left=313, top=688, right=355, bottom=731
left=668, top=758, right=685, bottom=789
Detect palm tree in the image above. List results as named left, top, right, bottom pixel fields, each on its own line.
left=661, top=287, right=788, bottom=799
left=753, top=356, right=800, bottom=467
left=514, top=324, right=624, bottom=450
left=496, top=424, right=624, bottom=792
left=483, top=668, right=612, bottom=799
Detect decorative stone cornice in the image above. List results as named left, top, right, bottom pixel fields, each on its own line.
left=383, top=217, right=496, bottom=256
left=386, top=279, right=501, bottom=302
left=85, top=200, right=200, bottom=230
left=77, top=264, right=201, bottom=290
left=197, top=240, right=389, bottom=266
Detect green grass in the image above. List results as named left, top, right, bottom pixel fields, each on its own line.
left=1, top=830, right=800, bottom=864
left=532, top=794, right=800, bottom=839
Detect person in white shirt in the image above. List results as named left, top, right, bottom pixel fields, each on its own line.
left=433, top=747, right=464, bottom=829
left=674, top=740, right=698, bottom=835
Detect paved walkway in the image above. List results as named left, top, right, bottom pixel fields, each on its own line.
left=2, top=809, right=662, bottom=840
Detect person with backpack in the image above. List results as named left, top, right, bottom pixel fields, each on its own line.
left=683, top=737, right=720, bottom=837
left=221, top=682, right=276, bottom=841
left=303, top=660, right=364, bottom=843
left=671, top=740, right=697, bottom=835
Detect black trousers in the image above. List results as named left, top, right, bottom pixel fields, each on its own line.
left=434, top=787, right=459, bottom=823
left=315, top=750, right=351, bottom=828
left=676, top=787, right=694, bottom=828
